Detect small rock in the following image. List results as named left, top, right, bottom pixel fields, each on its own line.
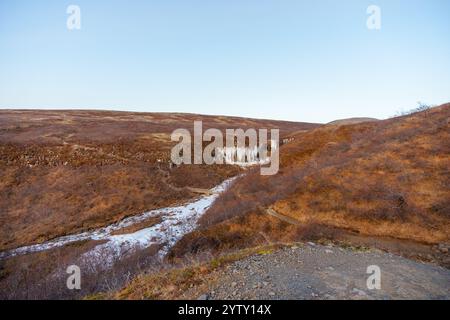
left=352, top=288, right=367, bottom=296
left=308, top=242, right=316, bottom=246
left=269, top=292, right=276, bottom=296
left=325, top=249, right=333, bottom=254
left=197, top=294, right=209, bottom=300
left=231, top=282, right=237, bottom=287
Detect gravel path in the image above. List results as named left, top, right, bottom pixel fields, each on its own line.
left=191, top=243, right=450, bottom=300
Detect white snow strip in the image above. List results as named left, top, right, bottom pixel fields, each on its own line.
left=0, top=177, right=236, bottom=261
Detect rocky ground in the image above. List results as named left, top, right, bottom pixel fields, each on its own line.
left=185, top=243, right=450, bottom=300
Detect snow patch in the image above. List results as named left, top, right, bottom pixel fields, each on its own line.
left=0, top=177, right=236, bottom=261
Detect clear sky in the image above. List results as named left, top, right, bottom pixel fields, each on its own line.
left=1, top=0, right=449, bottom=123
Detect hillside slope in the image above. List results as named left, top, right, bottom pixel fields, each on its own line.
left=0, top=110, right=318, bottom=251
left=274, top=104, right=449, bottom=243
left=327, top=117, right=378, bottom=126
left=169, top=103, right=450, bottom=266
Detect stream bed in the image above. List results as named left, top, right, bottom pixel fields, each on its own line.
left=0, top=177, right=236, bottom=262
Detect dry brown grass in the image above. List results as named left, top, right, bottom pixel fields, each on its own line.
left=78, top=104, right=450, bottom=300
left=172, top=103, right=450, bottom=261
left=2, top=106, right=449, bottom=299
left=0, top=163, right=195, bottom=250
left=272, top=104, right=450, bottom=244
left=108, top=244, right=284, bottom=300
left=0, top=110, right=315, bottom=251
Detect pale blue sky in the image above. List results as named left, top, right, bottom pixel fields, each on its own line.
left=1, top=0, right=449, bottom=123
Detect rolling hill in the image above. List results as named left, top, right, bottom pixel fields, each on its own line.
left=169, top=103, right=450, bottom=267
left=0, top=110, right=318, bottom=251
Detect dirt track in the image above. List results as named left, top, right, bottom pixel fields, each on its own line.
left=186, top=243, right=450, bottom=300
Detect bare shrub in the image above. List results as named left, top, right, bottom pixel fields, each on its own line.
left=294, top=223, right=341, bottom=241
left=0, top=242, right=164, bottom=300
left=198, top=167, right=305, bottom=228
left=394, top=102, right=432, bottom=117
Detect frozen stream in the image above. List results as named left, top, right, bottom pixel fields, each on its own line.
left=0, top=177, right=236, bottom=261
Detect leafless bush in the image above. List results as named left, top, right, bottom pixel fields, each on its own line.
left=198, top=167, right=307, bottom=228
left=394, top=102, right=432, bottom=117
left=0, top=243, right=164, bottom=300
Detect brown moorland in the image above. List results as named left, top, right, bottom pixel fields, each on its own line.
left=169, top=103, right=450, bottom=266
left=1, top=106, right=449, bottom=300
left=0, top=110, right=318, bottom=251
